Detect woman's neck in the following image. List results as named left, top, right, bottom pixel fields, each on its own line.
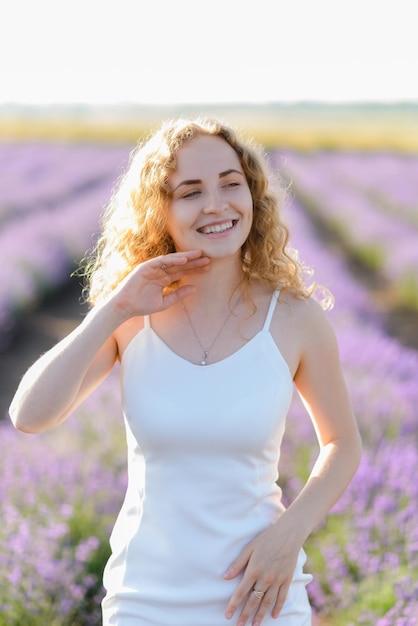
left=179, top=256, right=245, bottom=313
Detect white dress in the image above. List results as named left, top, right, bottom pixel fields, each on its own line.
left=102, top=291, right=313, bottom=625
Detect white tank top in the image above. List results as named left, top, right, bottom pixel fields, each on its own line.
left=102, top=289, right=312, bottom=625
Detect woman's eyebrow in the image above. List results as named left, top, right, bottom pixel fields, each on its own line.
left=173, top=169, right=244, bottom=192
left=219, top=169, right=244, bottom=179
left=173, top=179, right=201, bottom=191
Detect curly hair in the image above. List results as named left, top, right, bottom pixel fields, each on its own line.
left=83, top=116, right=325, bottom=306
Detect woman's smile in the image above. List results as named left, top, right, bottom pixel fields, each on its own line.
left=197, top=219, right=238, bottom=236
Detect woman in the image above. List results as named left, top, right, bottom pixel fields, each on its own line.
left=10, top=117, right=362, bottom=626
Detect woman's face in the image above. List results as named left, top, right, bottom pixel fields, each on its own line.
left=166, top=134, right=253, bottom=259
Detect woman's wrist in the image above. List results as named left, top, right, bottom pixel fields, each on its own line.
left=274, top=507, right=312, bottom=549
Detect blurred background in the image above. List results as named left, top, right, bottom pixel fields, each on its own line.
left=1, top=1, right=417, bottom=624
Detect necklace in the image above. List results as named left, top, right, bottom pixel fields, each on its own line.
left=181, top=297, right=240, bottom=366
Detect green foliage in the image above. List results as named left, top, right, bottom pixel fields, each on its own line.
left=398, top=272, right=418, bottom=309
left=351, top=244, right=385, bottom=273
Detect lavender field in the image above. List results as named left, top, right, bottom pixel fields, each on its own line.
left=1, top=141, right=417, bottom=625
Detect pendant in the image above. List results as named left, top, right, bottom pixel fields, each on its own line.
left=200, top=351, right=209, bottom=366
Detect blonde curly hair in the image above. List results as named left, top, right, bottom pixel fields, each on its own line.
left=83, top=116, right=322, bottom=306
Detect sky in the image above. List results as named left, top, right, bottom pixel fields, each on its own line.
left=1, top=0, right=417, bottom=106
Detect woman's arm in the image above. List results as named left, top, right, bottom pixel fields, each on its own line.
left=279, top=298, right=362, bottom=542
left=223, top=298, right=362, bottom=625
left=9, top=250, right=210, bottom=434
left=9, top=302, right=121, bottom=433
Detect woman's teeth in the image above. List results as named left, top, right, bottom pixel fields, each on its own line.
left=199, top=220, right=235, bottom=234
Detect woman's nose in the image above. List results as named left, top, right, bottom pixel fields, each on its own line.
left=202, top=189, right=227, bottom=214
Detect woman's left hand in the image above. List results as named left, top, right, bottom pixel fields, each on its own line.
left=222, top=520, right=301, bottom=625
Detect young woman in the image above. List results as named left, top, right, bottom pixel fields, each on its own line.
left=10, top=117, right=362, bottom=626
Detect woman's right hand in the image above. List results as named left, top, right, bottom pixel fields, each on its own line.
left=111, top=249, right=210, bottom=320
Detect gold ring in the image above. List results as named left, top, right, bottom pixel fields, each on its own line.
left=253, top=589, right=265, bottom=600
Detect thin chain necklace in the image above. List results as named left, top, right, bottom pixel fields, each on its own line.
left=181, top=296, right=240, bottom=366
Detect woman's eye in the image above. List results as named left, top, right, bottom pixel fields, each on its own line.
left=224, top=181, right=240, bottom=188
left=182, top=190, right=201, bottom=199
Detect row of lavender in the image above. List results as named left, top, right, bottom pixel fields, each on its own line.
left=279, top=150, right=418, bottom=308
left=280, top=151, right=418, bottom=622
left=1, top=144, right=417, bottom=624
left=0, top=143, right=130, bottom=344
left=281, top=196, right=418, bottom=624
left=1, top=145, right=416, bottom=342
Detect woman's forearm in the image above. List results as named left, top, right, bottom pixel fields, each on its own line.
left=279, top=432, right=362, bottom=546
left=9, top=301, right=125, bottom=433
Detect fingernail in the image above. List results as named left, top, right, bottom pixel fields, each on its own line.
left=225, top=612, right=232, bottom=620
left=222, top=569, right=232, bottom=578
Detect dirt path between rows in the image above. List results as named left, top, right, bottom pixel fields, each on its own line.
left=0, top=281, right=89, bottom=421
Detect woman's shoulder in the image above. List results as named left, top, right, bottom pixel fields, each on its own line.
left=276, top=289, right=327, bottom=319
left=273, top=290, right=336, bottom=346
left=114, top=316, right=146, bottom=361
left=269, top=291, right=337, bottom=377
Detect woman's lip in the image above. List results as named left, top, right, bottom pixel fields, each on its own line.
left=197, top=219, right=237, bottom=235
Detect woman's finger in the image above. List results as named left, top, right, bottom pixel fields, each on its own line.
left=224, top=571, right=257, bottom=621
left=271, top=582, right=290, bottom=619
left=234, top=586, right=272, bottom=626
left=153, top=253, right=210, bottom=279
left=162, top=284, right=196, bottom=308
left=223, top=545, right=252, bottom=582
left=251, top=587, right=277, bottom=625
left=157, top=249, right=207, bottom=267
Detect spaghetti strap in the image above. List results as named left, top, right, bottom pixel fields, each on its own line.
left=144, top=315, right=151, bottom=329
left=263, top=290, right=280, bottom=331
